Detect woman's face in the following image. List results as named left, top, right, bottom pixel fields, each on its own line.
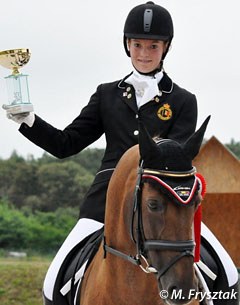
left=128, top=39, right=168, bottom=73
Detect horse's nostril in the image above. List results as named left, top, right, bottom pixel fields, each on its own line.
left=167, top=286, right=190, bottom=304
left=168, top=286, right=178, bottom=300
left=169, top=286, right=179, bottom=299
left=169, top=285, right=177, bottom=292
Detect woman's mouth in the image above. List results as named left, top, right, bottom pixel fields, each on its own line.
left=138, top=59, right=152, bottom=64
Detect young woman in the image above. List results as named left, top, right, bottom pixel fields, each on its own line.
left=3, top=2, right=238, bottom=305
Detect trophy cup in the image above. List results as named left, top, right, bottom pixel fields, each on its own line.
left=0, top=48, right=33, bottom=114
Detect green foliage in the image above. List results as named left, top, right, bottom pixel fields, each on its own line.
left=37, top=148, right=105, bottom=175
left=0, top=148, right=105, bottom=254
left=65, top=148, right=105, bottom=175
left=36, top=160, right=93, bottom=211
left=0, top=202, right=77, bottom=253
left=0, top=148, right=105, bottom=212
left=225, top=139, right=240, bottom=159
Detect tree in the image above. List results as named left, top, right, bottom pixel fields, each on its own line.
left=0, top=202, right=77, bottom=253
left=8, top=162, right=39, bottom=209
left=66, top=148, right=104, bottom=175
left=36, top=161, right=93, bottom=211
left=225, top=139, right=240, bottom=159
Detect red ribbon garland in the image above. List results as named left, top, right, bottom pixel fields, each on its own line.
left=194, top=204, right=202, bottom=262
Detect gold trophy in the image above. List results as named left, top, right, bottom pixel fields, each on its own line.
left=0, top=48, right=33, bottom=114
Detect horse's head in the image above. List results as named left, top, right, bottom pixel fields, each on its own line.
left=133, top=116, right=210, bottom=305
left=103, top=116, right=210, bottom=305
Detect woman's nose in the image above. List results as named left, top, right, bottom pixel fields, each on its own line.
left=140, top=46, right=150, bottom=56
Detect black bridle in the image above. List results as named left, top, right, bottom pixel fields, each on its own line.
left=103, top=163, right=197, bottom=277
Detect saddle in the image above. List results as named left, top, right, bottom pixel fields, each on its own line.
left=52, top=227, right=104, bottom=305
left=199, top=237, right=239, bottom=305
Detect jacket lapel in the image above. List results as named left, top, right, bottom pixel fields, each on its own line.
left=158, top=72, right=173, bottom=94
left=118, top=74, right=138, bottom=113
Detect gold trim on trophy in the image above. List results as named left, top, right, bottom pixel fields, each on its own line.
left=0, top=48, right=31, bottom=75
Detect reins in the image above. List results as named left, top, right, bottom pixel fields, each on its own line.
left=103, top=163, right=197, bottom=276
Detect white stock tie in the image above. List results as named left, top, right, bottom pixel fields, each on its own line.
left=125, top=70, right=163, bottom=108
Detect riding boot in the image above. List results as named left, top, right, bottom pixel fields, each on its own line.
left=43, top=293, right=54, bottom=305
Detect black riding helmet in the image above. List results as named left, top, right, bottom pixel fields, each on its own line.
left=123, top=1, right=174, bottom=61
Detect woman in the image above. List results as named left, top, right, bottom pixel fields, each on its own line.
left=6, top=2, right=197, bottom=224
left=3, top=2, right=238, bottom=305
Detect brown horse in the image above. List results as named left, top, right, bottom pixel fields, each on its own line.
left=80, top=117, right=210, bottom=305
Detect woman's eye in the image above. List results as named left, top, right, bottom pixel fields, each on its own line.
left=151, top=44, right=158, bottom=49
left=134, top=43, right=140, bottom=48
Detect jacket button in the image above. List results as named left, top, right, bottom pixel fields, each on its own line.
left=134, top=130, right=139, bottom=136
left=135, top=114, right=138, bottom=119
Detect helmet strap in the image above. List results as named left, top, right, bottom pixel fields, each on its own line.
left=162, top=39, right=172, bottom=60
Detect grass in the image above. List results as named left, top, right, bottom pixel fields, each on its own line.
left=0, top=257, right=51, bottom=305
left=0, top=257, right=239, bottom=305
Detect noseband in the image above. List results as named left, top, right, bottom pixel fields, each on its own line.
left=103, top=163, right=197, bottom=277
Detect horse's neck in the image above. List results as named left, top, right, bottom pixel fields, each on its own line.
left=104, top=146, right=139, bottom=248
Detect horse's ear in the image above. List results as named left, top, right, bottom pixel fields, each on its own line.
left=183, top=115, right=211, bottom=160
left=138, top=120, right=158, bottom=161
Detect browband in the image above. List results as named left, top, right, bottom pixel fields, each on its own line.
left=142, top=166, right=197, bottom=178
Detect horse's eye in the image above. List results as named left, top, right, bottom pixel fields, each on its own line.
left=147, top=200, right=164, bottom=212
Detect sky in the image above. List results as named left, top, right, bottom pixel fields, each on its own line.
left=0, top=0, right=239, bottom=159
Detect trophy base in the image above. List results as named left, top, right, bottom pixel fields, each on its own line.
left=7, top=103, right=34, bottom=114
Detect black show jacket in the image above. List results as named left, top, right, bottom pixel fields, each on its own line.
left=19, top=72, right=197, bottom=222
